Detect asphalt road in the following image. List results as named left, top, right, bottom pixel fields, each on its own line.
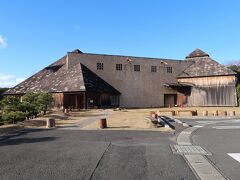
left=0, top=128, right=196, bottom=180
left=179, top=118, right=240, bottom=180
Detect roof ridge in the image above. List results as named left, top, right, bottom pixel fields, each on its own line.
left=81, top=52, right=184, bottom=62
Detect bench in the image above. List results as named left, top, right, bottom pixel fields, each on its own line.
left=176, top=110, right=197, bottom=116
left=157, top=110, right=176, bottom=116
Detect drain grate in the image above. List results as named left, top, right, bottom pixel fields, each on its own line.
left=171, top=145, right=211, bottom=155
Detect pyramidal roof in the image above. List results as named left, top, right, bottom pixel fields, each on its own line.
left=186, top=49, right=209, bottom=59
left=5, top=57, right=120, bottom=95
left=178, top=57, right=236, bottom=78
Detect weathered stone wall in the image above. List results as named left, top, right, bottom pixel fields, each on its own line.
left=69, top=53, right=189, bottom=107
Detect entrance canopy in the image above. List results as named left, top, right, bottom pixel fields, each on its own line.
left=164, top=83, right=192, bottom=96
left=164, top=83, right=193, bottom=88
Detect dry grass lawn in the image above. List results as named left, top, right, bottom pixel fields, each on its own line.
left=82, top=106, right=240, bottom=131
left=4, top=106, right=239, bottom=131
left=82, top=109, right=171, bottom=131
left=22, top=109, right=103, bottom=128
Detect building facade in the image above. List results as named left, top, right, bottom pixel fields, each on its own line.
left=5, top=49, right=237, bottom=108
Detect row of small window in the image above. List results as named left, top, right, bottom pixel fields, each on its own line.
left=97, top=63, right=173, bottom=73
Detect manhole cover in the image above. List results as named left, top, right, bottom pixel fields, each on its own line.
left=171, top=145, right=211, bottom=155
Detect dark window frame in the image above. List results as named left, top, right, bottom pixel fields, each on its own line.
left=166, top=66, right=173, bottom=73
left=134, top=65, right=141, bottom=72
left=97, top=63, right=104, bottom=70
left=116, top=64, right=123, bottom=71
left=151, top=66, right=157, bottom=72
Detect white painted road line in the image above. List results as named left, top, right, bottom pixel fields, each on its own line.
left=224, top=120, right=240, bottom=123
left=212, top=126, right=240, bottom=129
left=194, top=125, right=203, bottom=128
left=196, top=121, right=214, bottom=124
left=228, top=153, right=240, bottom=163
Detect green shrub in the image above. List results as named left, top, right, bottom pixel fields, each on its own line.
left=2, top=111, right=26, bottom=124
left=237, top=84, right=240, bottom=106
left=36, top=92, right=53, bottom=115
left=22, top=92, right=53, bottom=116
left=0, top=115, right=3, bottom=125
left=0, top=88, right=8, bottom=101
left=0, top=92, right=53, bottom=124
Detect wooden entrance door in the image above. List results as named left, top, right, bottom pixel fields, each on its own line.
left=164, top=94, right=177, bottom=107
left=64, top=93, right=84, bottom=109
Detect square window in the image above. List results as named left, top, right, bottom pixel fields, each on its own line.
left=166, top=66, right=173, bottom=73
left=134, top=65, right=140, bottom=72
left=151, top=66, right=157, bottom=72
left=97, top=63, right=104, bottom=70
left=116, top=64, right=122, bottom=71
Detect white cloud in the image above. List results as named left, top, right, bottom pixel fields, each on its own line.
left=0, top=74, right=25, bottom=88
left=74, top=25, right=80, bottom=30
left=0, top=35, right=7, bottom=49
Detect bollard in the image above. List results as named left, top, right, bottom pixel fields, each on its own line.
left=221, top=111, right=227, bottom=116
left=150, top=111, right=155, bottom=116
left=191, top=111, right=198, bottom=116
left=64, top=108, right=69, bottom=113
left=202, top=110, right=208, bottom=116
left=99, top=118, right=107, bottom=129
left=151, top=112, right=156, bottom=118
left=46, top=118, right=55, bottom=128
left=213, top=110, right=218, bottom=116
left=229, top=111, right=236, bottom=116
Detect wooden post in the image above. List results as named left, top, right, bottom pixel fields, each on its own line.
left=83, top=92, right=86, bottom=110
left=46, top=118, right=55, bottom=128
left=229, top=111, right=235, bottom=116
left=75, top=94, right=78, bottom=110
left=202, top=110, right=208, bottom=116
left=220, top=111, right=227, bottom=116
left=99, top=118, right=107, bottom=129
left=213, top=110, right=218, bottom=116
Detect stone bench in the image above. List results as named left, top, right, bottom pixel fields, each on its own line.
left=157, top=110, right=176, bottom=116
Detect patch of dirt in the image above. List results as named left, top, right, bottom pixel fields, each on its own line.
left=82, top=109, right=172, bottom=132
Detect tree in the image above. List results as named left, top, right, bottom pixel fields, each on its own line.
left=228, top=64, right=240, bottom=84
left=36, top=92, right=53, bottom=115
left=236, top=84, right=240, bottom=106
left=0, top=88, right=8, bottom=100
left=0, top=96, right=26, bottom=124
left=22, top=92, right=39, bottom=118
left=0, top=91, right=53, bottom=124
left=22, top=92, right=53, bottom=116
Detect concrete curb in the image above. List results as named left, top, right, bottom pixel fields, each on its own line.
left=176, top=119, right=227, bottom=180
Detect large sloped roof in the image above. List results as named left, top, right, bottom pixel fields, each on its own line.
left=81, top=64, right=120, bottom=94
left=5, top=57, right=120, bottom=95
left=178, top=57, right=236, bottom=78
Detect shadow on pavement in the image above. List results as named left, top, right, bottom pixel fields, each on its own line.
left=0, top=128, right=53, bottom=142
left=0, top=136, right=57, bottom=146
left=106, top=126, right=130, bottom=129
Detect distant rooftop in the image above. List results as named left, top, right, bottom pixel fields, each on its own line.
left=186, top=49, right=209, bottom=59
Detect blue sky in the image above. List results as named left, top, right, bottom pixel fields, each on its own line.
left=0, top=0, right=240, bottom=87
